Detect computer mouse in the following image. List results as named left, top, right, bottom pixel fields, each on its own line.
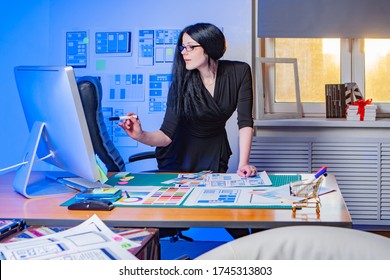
left=68, top=200, right=114, bottom=211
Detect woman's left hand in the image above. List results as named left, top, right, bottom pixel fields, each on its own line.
left=237, top=164, right=257, bottom=178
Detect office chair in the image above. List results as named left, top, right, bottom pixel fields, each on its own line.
left=76, top=76, right=193, bottom=243
left=195, top=225, right=390, bottom=259
left=76, top=76, right=126, bottom=172
left=77, top=75, right=156, bottom=171
left=128, top=151, right=156, bottom=163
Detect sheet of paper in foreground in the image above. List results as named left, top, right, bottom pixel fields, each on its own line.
left=0, top=215, right=138, bottom=260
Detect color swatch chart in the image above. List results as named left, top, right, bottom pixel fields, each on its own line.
left=114, top=186, right=192, bottom=207
left=144, top=187, right=191, bottom=205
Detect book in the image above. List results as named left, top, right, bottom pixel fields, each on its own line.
left=325, top=84, right=346, bottom=118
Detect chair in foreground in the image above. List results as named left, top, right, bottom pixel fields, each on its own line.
left=195, top=225, right=390, bottom=260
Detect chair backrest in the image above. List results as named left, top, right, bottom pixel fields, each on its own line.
left=195, top=225, right=390, bottom=260
left=77, top=76, right=126, bottom=172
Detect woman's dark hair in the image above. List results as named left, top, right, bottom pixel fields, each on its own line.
left=169, top=23, right=226, bottom=119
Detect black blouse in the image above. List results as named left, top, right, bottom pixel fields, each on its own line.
left=156, top=60, right=254, bottom=173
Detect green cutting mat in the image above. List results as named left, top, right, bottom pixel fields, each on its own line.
left=105, top=172, right=178, bottom=186
left=62, top=173, right=301, bottom=209
left=268, top=174, right=301, bottom=187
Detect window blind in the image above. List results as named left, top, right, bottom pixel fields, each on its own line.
left=258, top=0, right=390, bottom=38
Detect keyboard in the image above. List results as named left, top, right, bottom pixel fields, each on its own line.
left=58, top=177, right=112, bottom=191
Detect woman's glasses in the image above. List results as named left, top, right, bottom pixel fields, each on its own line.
left=179, top=45, right=202, bottom=52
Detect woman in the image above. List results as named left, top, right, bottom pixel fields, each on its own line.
left=119, top=22, right=257, bottom=178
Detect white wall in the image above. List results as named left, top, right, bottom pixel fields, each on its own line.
left=0, top=0, right=254, bottom=174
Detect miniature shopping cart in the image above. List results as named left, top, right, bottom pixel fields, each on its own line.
left=289, top=166, right=327, bottom=214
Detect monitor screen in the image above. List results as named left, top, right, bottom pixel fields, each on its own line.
left=13, top=66, right=101, bottom=197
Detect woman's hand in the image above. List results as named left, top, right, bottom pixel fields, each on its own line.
left=118, top=113, right=144, bottom=141
left=237, top=164, right=257, bottom=178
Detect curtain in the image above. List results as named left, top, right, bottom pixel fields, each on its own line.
left=258, top=0, right=390, bottom=38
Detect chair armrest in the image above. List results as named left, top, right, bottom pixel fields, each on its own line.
left=128, top=151, right=156, bottom=162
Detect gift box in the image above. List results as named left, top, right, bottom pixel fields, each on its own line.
left=346, top=99, right=376, bottom=121
left=345, top=82, right=363, bottom=105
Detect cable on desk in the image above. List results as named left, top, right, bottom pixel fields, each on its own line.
left=0, top=150, right=54, bottom=172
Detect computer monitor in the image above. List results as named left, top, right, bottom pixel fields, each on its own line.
left=13, top=65, right=101, bottom=198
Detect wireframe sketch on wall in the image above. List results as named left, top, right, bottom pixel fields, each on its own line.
left=95, top=31, right=131, bottom=55
left=66, top=31, right=88, bottom=68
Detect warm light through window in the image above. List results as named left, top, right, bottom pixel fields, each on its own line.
left=365, top=39, right=390, bottom=103
left=322, top=39, right=340, bottom=56
left=275, top=38, right=341, bottom=103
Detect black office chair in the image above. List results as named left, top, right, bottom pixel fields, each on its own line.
left=128, top=151, right=156, bottom=163
left=77, top=76, right=125, bottom=172
left=76, top=76, right=193, bottom=243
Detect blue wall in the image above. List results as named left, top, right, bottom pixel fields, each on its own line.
left=0, top=0, right=50, bottom=172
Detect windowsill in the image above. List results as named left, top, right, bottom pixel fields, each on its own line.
left=254, top=117, right=390, bottom=128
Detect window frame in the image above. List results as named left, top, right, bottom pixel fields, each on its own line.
left=259, top=38, right=390, bottom=118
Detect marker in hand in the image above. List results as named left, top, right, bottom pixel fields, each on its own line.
left=306, top=166, right=327, bottom=184
left=109, top=115, right=138, bottom=121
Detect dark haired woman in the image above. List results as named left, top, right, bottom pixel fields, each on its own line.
left=119, top=22, right=256, bottom=178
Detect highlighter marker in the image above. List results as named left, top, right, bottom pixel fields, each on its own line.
left=306, top=165, right=327, bottom=184
left=109, top=115, right=138, bottom=121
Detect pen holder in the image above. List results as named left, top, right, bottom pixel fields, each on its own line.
left=289, top=176, right=324, bottom=214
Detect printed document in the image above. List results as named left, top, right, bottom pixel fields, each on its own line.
left=0, top=215, right=138, bottom=260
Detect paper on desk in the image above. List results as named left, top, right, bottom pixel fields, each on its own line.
left=183, top=181, right=337, bottom=207
left=251, top=183, right=337, bottom=204
left=0, top=215, right=138, bottom=260
left=182, top=187, right=290, bottom=207
left=163, top=171, right=272, bottom=187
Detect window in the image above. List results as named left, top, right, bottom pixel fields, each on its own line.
left=275, top=38, right=340, bottom=103
left=363, top=39, right=390, bottom=104
left=261, top=38, right=390, bottom=117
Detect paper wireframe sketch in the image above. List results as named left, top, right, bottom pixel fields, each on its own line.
left=0, top=215, right=138, bottom=260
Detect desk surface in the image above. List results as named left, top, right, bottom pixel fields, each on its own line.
left=0, top=172, right=352, bottom=229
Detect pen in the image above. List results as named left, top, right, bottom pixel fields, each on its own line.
left=109, top=115, right=138, bottom=121
left=125, top=191, right=130, bottom=198
left=306, top=165, right=327, bottom=184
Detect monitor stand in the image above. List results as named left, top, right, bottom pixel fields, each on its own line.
left=13, top=121, right=76, bottom=198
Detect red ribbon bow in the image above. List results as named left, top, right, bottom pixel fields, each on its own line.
left=352, top=98, right=373, bottom=121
